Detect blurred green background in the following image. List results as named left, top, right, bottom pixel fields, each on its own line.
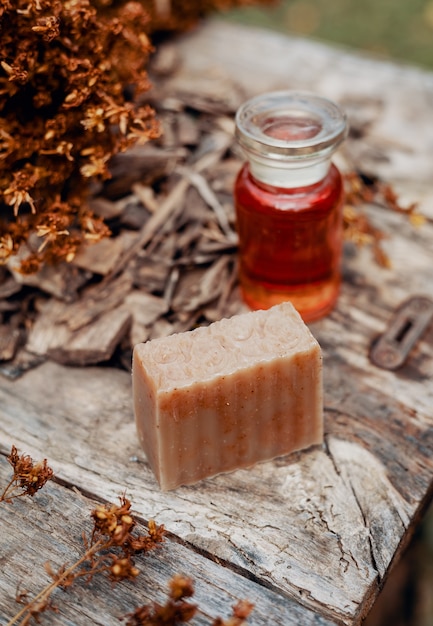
left=227, top=0, right=433, bottom=70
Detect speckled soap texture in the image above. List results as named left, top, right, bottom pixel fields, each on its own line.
left=132, top=301, right=323, bottom=490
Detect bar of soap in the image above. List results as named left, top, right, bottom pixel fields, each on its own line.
left=132, top=302, right=323, bottom=490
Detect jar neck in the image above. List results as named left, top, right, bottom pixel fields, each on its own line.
left=235, top=91, right=347, bottom=190
left=248, top=155, right=332, bottom=188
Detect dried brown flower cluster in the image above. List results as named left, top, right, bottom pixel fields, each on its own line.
left=0, top=0, right=275, bottom=273
left=0, top=0, right=159, bottom=272
left=125, top=574, right=197, bottom=625
left=125, top=574, right=254, bottom=626
left=0, top=445, right=53, bottom=503
left=91, top=496, right=166, bottom=568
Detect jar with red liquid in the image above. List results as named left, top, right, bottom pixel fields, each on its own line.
left=234, top=91, right=347, bottom=322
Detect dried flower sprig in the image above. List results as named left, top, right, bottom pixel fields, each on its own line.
left=343, top=171, right=425, bottom=268
left=0, top=445, right=54, bottom=503
left=7, top=495, right=165, bottom=625
left=2, top=449, right=253, bottom=625
left=124, top=574, right=254, bottom=626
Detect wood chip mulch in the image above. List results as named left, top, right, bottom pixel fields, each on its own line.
left=0, top=43, right=248, bottom=378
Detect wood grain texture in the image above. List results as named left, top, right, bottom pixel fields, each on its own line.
left=0, top=457, right=333, bottom=626
left=0, top=337, right=432, bottom=625
left=1, top=20, right=433, bottom=626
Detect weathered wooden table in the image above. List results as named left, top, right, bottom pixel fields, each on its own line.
left=2, top=20, right=433, bottom=626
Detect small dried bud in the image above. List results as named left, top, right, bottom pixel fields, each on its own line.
left=169, top=574, right=195, bottom=601
left=110, top=556, right=140, bottom=581
left=32, top=16, right=60, bottom=41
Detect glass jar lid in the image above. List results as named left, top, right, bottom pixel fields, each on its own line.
left=235, top=90, right=347, bottom=163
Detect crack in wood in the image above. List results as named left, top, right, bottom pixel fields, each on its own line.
left=323, top=436, right=380, bottom=583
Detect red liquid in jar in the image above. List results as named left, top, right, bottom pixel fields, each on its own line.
left=234, top=162, right=344, bottom=322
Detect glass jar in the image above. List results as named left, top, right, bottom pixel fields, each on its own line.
left=234, top=91, right=347, bottom=322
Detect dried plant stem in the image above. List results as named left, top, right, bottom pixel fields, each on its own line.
left=0, top=477, right=19, bottom=502
left=6, top=494, right=164, bottom=624
left=7, top=538, right=106, bottom=626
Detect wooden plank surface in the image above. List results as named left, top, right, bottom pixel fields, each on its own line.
left=0, top=457, right=333, bottom=626
left=2, top=19, right=433, bottom=626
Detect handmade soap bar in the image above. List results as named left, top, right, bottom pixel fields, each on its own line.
left=132, top=302, right=323, bottom=490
